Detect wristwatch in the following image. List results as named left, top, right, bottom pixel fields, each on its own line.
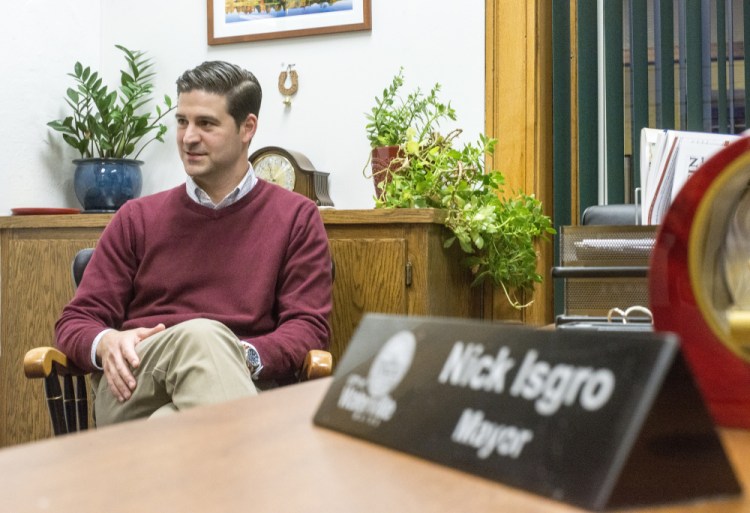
left=243, top=342, right=263, bottom=380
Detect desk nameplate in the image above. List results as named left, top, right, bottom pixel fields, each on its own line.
left=314, top=314, right=741, bottom=511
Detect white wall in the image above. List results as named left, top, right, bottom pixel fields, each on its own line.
left=2, top=0, right=485, bottom=213
left=0, top=0, right=101, bottom=212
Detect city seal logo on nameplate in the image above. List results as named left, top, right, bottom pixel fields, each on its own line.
left=313, top=314, right=740, bottom=511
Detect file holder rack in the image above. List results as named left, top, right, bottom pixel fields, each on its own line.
left=553, top=225, right=658, bottom=321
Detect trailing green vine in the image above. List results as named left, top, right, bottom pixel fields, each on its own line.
left=375, top=129, right=555, bottom=309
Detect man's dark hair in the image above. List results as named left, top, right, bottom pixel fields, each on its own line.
left=176, top=61, right=262, bottom=127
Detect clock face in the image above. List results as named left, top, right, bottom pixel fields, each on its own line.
left=248, top=146, right=334, bottom=207
left=253, top=154, right=296, bottom=190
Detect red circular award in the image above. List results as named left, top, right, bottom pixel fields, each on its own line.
left=650, top=135, right=750, bottom=429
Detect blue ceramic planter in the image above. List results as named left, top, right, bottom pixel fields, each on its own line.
left=73, top=158, right=143, bottom=212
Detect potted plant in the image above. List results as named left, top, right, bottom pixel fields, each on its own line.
left=371, top=73, right=554, bottom=309
left=364, top=68, right=456, bottom=197
left=48, top=45, right=174, bottom=212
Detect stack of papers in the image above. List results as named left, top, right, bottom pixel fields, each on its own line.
left=640, top=128, right=739, bottom=225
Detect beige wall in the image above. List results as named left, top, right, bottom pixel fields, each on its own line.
left=1, top=0, right=485, bottom=213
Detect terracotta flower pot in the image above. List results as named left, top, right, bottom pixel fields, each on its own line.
left=370, top=145, right=402, bottom=199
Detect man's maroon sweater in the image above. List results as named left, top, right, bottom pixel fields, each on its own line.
left=55, top=180, right=332, bottom=382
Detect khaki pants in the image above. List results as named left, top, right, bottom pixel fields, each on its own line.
left=91, top=318, right=257, bottom=426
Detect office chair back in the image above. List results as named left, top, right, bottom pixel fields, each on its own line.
left=581, top=204, right=640, bottom=225
left=72, top=248, right=94, bottom=288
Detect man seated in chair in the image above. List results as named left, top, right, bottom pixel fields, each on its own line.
left=55, top=60, right=332, bottom=426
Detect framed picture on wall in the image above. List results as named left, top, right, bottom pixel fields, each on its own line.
left=208, top=0, right=372, bottom=45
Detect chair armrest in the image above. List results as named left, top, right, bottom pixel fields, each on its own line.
left=26, top=347, right=330, bottom=381
left=23, top=347, right=85, bottom=379
left=300, top=349, right=333, bottom=381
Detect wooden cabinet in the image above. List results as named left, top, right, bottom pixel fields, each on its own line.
left=0, top=214, right=110, bottom=448
left=323, top=209, right=486, bottom=362
left=0, top=210, right=484, bottom=447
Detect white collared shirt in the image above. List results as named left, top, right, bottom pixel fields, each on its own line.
left=185, top=165, right=258, bottom=209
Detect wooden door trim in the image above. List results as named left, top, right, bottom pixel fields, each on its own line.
left=485, top=0, right=554, bottom=325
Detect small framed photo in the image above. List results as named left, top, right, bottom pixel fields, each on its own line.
left=208, top=0, right=372, bottom=45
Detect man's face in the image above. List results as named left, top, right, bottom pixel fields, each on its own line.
left=175, top=90, right=257, bottom=187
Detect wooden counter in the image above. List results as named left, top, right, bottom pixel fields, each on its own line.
left=0, top=210, right=485, bottom=447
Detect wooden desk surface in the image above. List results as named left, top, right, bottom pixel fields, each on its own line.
left=0, top=378, right=746, bottom=513
left=0, top=208, right=448, bottom=229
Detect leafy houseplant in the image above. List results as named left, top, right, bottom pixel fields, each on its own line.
left=371, top=73, right=555, bottom=309
left=365, top=67, right=456, bottom=149
left=364, top=68, right=456, bottom=196
left=48, top=44, right=174, bottom=160
left=48, top=45, right=174, bottom=212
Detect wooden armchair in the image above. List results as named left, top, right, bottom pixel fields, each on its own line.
left=23, top=248, right=333, bottom=436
